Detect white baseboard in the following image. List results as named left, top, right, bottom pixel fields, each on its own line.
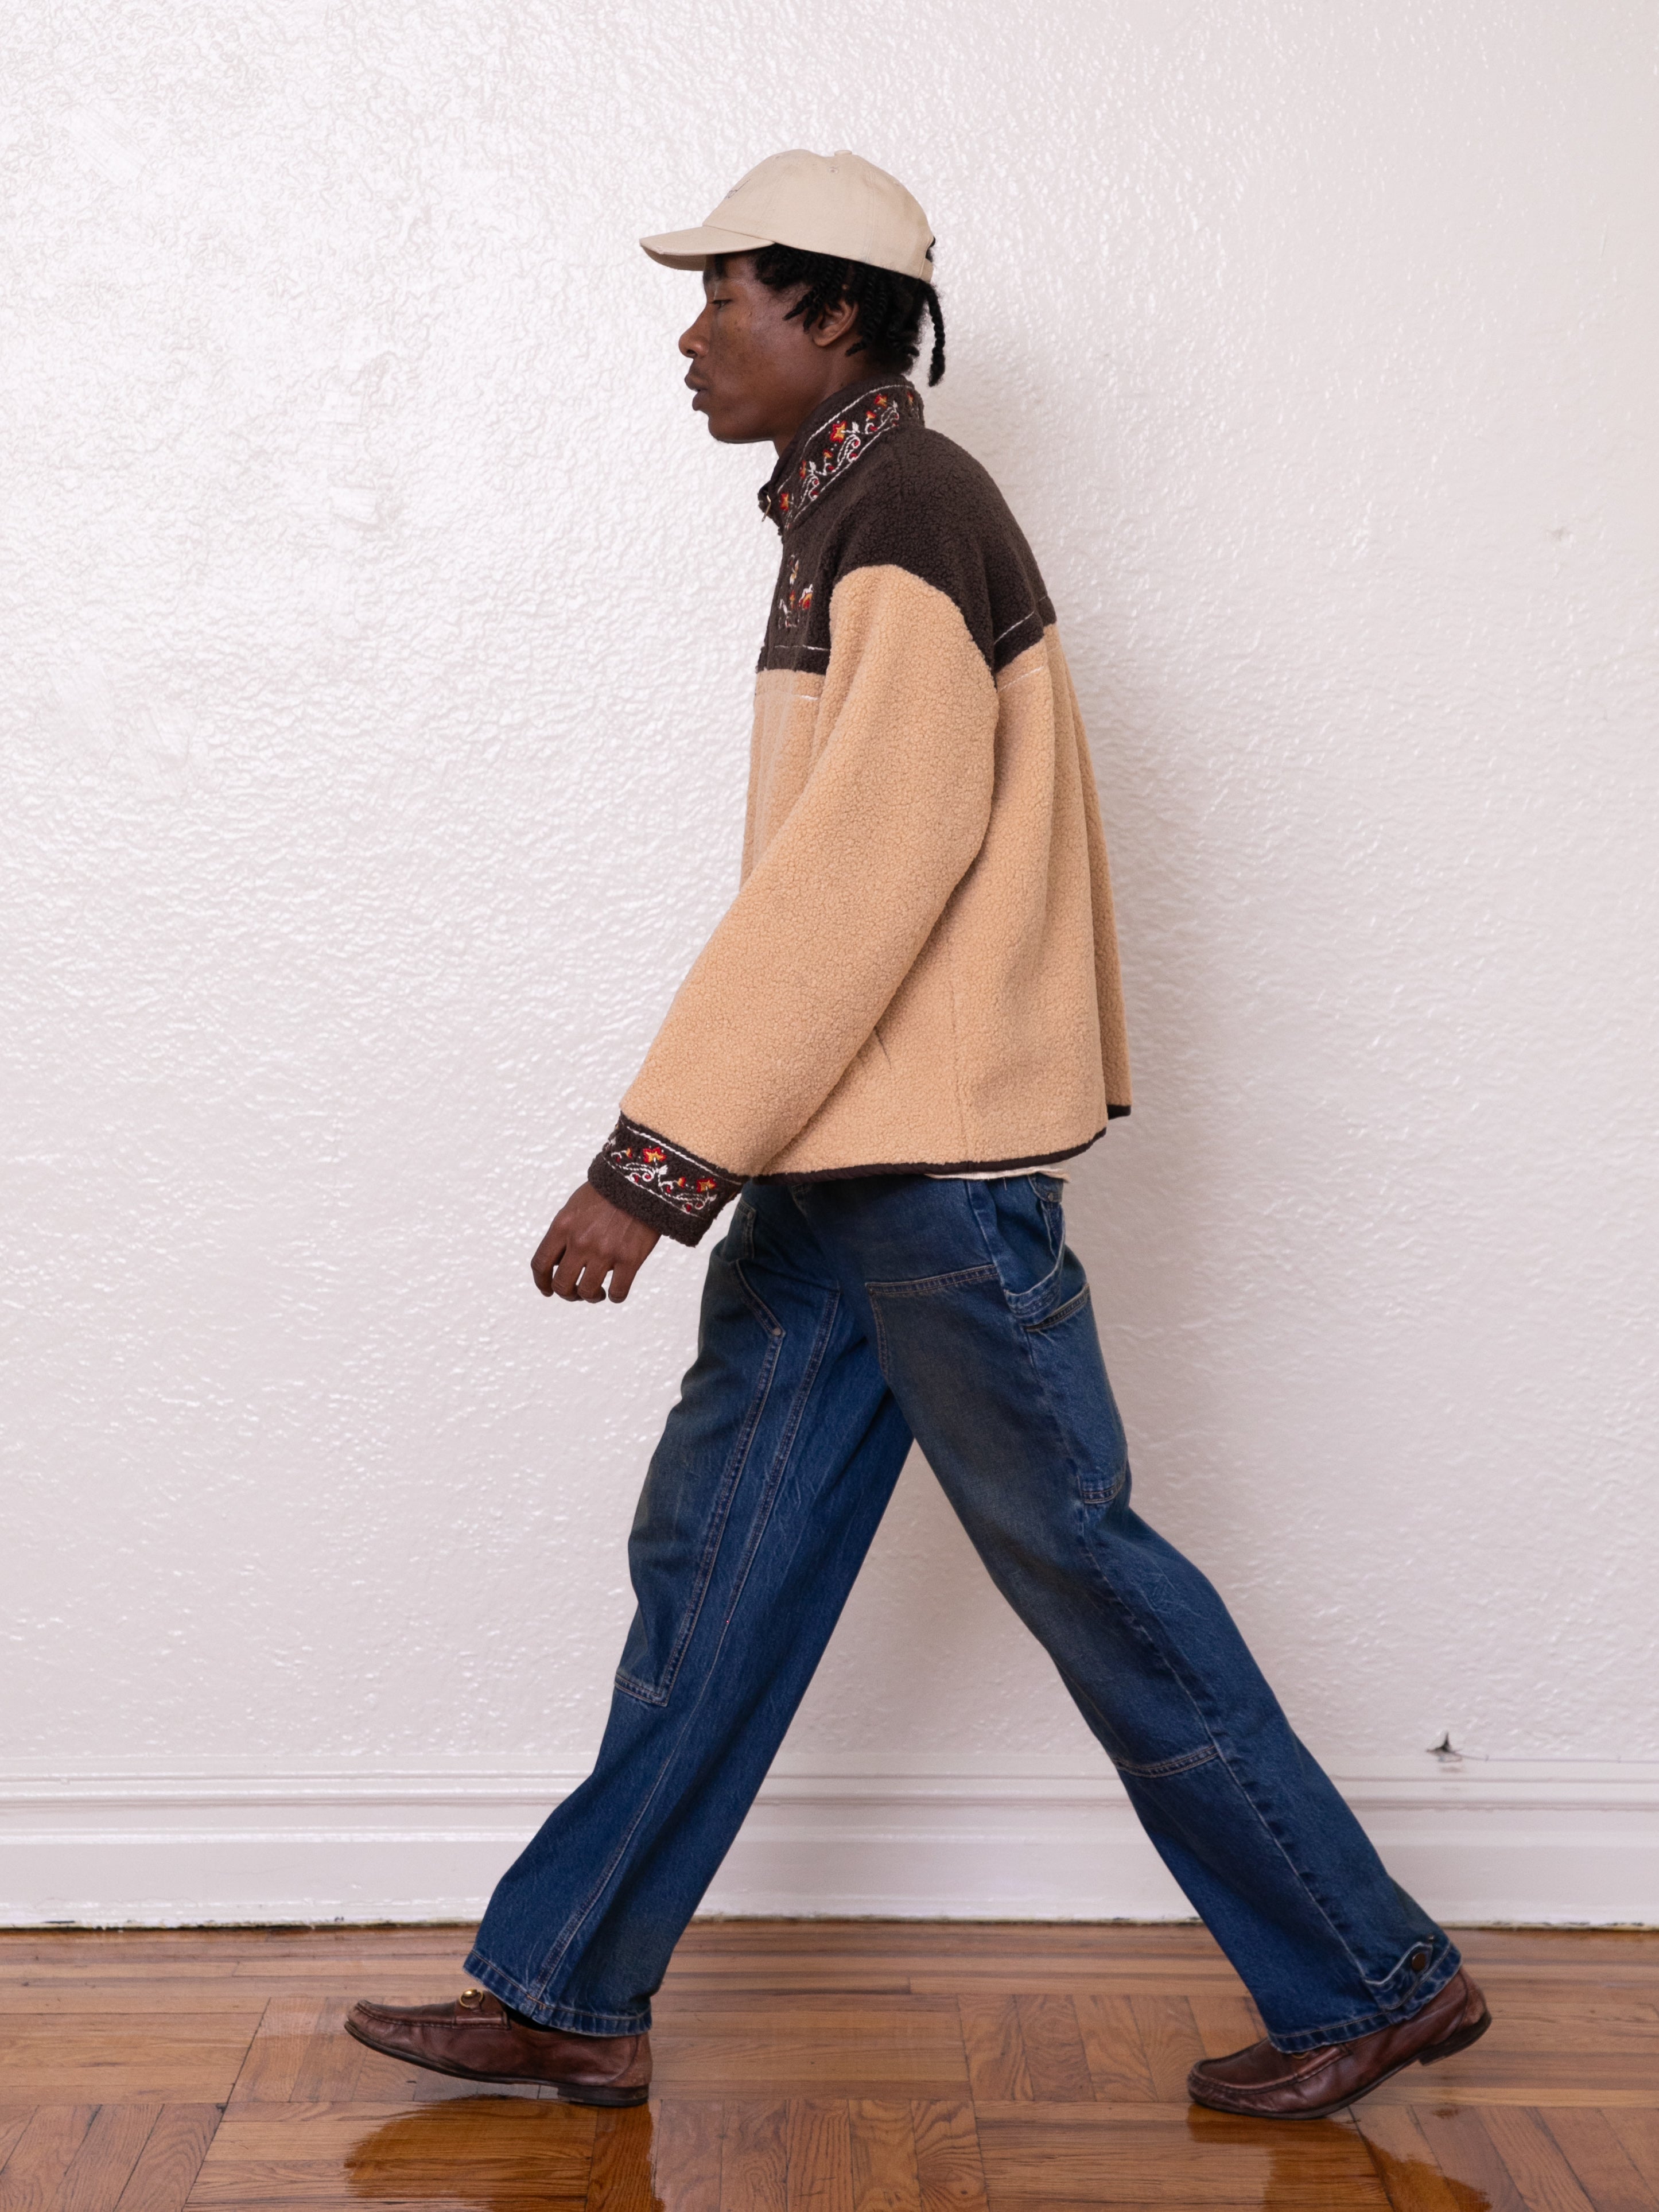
left=2, top=1754, right=1655, bottom=1928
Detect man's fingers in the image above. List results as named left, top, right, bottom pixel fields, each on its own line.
left=607, top=1258, right=639, bottom=1303
left=549, top=1235, right=590, bottom=1301
left=532, top=1217, right=570, bottom=1296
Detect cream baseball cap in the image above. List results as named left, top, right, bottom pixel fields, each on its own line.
left=640, top=150, right=935, bottom=283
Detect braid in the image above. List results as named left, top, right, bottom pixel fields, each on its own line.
left=748, top=244, right=946, bottom=386
left=922, top=282, right=945, bottom=386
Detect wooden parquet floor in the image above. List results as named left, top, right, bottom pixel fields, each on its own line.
left=1, top=1922, right=1656, bottom=2212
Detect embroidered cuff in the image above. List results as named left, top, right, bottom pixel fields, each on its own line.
left=588, top=1117, right=743, bottom=1248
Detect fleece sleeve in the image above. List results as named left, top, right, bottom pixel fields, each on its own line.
left=588, top=563, right=1000, bottom=1244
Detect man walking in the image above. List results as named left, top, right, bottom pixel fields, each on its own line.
left=349, top=151, right=1489, bottom=2121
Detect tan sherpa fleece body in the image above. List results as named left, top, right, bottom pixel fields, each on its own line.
left=624, top=565, right=1128, bottom=1175
left=589, top=375, right=1130, bottom=1246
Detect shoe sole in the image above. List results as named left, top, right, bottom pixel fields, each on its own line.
left=1189, top=2007, right=1492, bottom=2122
left=343, top=2015, right=650, bottom=2106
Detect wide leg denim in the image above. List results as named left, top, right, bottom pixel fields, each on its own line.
left=467, top=1173, right=1458, bottom=2051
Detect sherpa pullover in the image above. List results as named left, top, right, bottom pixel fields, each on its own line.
left=588, top=371, right=1131, bottom=1246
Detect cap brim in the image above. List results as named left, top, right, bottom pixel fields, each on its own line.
left=639, top=223, right=775, bottom=271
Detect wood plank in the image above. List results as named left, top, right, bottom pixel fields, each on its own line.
left=1125, top=1997, right=1203, bottom=2104
left=786, top=2102, right=853, bottom=2212
left=112, top=2105, right=222, bottom=2212
left=720, top=2101, right=787, bottom=2212
left=1539, top=2107, right=1659, bottom=2212
left=1011, top=1999, right=1091, bottom=2104
left=0, top=2118, right=36, bottom=2179
left=1464, top=1997, right=1659, bottom=2050
left=0, top=2027, right=250, bottom=2104
left=657, top=1997, right=958, bottom=2020
left=1479, top=2105, right=1600, bottom=2211
left=908, top=1965, right=1245, bottom=1998
left=955, top=2002, right=1029, bottom=2105
left=224, top=2001, right=331, bottom=2106
left=651, top=2101, right=722, bottom=2212
left=908, top=2101, right=987, bottom=2212
left=666, top=1974, right=915, bottom=1998
left=0, top=1988, right=267, bottom=2020
left=1456, top=1932, right=1659, bottom=1969
left=1073, top=1995, right=1157, bottom=2103
left=0, top=2105, right=97, bottom=2212
left=1606, top=2112, right=1659, bottom=2189
left=55, top=2101, right=160, bottom=2212
left=655, top=2007, right=966, bottom=2100
left=846, top=2104, right=919, bottom=2212
left=1365, top=2050, right=1659, bottom=2106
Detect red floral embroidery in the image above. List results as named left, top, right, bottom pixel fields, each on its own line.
left=603, top=1121, right=736, bottom=1222
left=761, top=382, right=920, bottom=532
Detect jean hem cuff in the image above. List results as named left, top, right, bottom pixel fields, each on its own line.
left=1266, top=1942, right=1462, bottom=2054
left=461, top=1949, right=652, bottom=2036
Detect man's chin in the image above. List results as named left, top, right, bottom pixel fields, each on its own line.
left=697, top=403, right=768, bottom=447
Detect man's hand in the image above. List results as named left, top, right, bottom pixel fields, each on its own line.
left=532, top=1182, right=661, bottom=1304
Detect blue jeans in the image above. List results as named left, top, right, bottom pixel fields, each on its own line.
left=466, top=1173, right=1457, bottom=2051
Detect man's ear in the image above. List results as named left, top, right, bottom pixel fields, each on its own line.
left=809, top=293, right=861, bottom=351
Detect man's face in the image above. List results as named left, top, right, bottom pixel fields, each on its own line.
left=679, top=255, right=850, bottom=448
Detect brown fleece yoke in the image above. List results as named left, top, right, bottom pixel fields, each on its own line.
left=589, top=373, right=1131, bottom=1247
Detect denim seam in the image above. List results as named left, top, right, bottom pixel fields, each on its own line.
left=721, top=1273, right=841, bottom=1613
left=613, top=1299, right=781, bottom=1710
left=959, top=1186, right=1101, bottom=1499
left=1064, top=1507, right=1378, bottom=1996
left=867, top=1264, right=1001, bottom=1298
left=1203, top=1733, right=1400, bottom=1990
left=520, top=1279, right=842, bottom=2016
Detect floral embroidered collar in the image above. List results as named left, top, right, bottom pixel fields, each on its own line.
left=759, top=376, right=923, bottom=533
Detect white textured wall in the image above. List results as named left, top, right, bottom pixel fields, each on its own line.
left=5, top=2, right=1657, bottom=1922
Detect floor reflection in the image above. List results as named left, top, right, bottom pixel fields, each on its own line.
left=1365, top=2139, right=1492, bottom=2209
left=343, top=2095, right=1495, bottom=2212
left=345, top=2096, right=659, bottom=2211
left=1184, top=2107, right=1493, bottom=2210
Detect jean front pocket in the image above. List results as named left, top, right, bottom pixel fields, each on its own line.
left=962, top=1177, right=1069, bottom=1325
left=1024, top=1278, right=1091, bottom=1335
left=864, top=1261, right=1000, bottom=1383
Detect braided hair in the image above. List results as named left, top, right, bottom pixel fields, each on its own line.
left=745, top=243, right=946, bottom=387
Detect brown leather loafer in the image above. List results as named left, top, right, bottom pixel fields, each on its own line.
left=345, top=1987, right=651, bottom=2105
left=1187, top=1967, right=1490, bottom=2120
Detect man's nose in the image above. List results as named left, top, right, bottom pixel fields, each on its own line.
left=679, top=311, right=709, bottom=358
